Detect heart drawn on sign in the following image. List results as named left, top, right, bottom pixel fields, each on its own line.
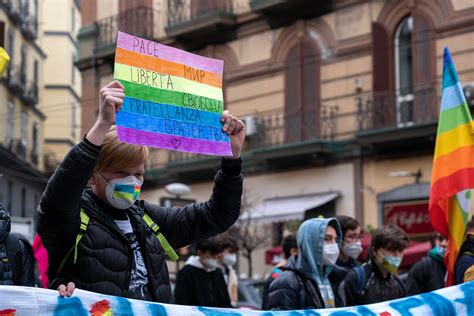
left=172, top=139, right=181, bottom=149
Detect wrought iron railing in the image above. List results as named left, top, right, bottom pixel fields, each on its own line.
left=356, top=86, right=438, bottom=131
left=95, top=7, right=157, bottom=48
left=4, top=65, right=25, bottom=93
left=22, top=81, right=39, bottom=106
left=167, top=0, right=233, bottom=26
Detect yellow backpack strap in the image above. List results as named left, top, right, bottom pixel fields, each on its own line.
left=58, top=209, right=90, bottom=273
left=142, top=213, right=179, bottom=262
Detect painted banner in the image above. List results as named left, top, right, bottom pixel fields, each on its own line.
left=113, top=31, right=231, bottom=156
left=0, top=281, right=473, bottom=315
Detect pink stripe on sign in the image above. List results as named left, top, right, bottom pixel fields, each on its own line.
left=116, top=31, right=224, bottom=76
left=117, top=126, right=232, bottom=157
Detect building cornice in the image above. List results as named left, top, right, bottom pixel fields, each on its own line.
left=44, top=84, right=81, bottom=101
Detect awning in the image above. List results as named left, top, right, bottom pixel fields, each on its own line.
left=239, top=191, right=340, bottom=225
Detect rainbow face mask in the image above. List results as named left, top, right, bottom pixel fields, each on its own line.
left=98, top=173, right=143, bottom=209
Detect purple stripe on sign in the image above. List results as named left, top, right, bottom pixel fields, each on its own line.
left=117, top=126, right=232, bottom=157
left=117, top=31, right=224, bottom=76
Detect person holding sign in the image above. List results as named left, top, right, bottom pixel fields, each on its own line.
left=37, top=80, right=245, bottom=302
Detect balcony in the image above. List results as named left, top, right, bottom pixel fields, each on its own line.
left=20, top=15, right=38, bottom=40
left=356, top=86, right=438, bottom=155
left=249, top=0, right=334, bottom=28
left=95, top=7, right=157, bottom=56
left=166, top=0, right=237, bottom=50
left=145, top=105, right=351, bottom=184
left=21, top=81, right=39, bottom=107
left=3, top=65, right=25, bottom=96
left=1, top=0, right=26, bottom=25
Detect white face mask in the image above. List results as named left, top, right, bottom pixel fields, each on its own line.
left=203, top=257, right=219, bottom=270
left=96, top=172, right=143, bottom=209
left=322, top=243, right=340, bottom=266
left=223, top=253, right=237, bottom=267
left=342, top=241, right=363, bottom=260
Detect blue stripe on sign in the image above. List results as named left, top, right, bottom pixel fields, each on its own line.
left=440, top=82, right=467, bottom=112
left=120, top=97, right=223, bottom=128
left=116, top=111, right=230, bottom=142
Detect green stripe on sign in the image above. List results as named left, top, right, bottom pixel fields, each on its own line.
left=438, top=101, right=471, bottom=134
left=118, top=80, right=224, bottom=114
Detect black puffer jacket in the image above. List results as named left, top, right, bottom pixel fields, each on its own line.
left=340, top=259, right=405, bottom=306
left=267, top=256, right=326, bottom=310
left=37, top=139, right=242, bottom=302
left=406, top=255, right=446, bottom=295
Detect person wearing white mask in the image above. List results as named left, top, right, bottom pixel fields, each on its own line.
left=216, top=237, right=239, bottom=307
left=329, top=216, right=363, bottom=290
left=175, top=238, right=231, bottom=307
left=268, top=218, right=343, bottom=310
left=37, top=81, right=246, bottom=302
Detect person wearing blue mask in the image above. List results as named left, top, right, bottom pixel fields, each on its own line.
left=37, top=81, right=245, bottom=302
left=267, top=218, right=343, bottom=310
left=406, top=232, right=447, bottom=295
left=340, top=224, right=409, bottom=306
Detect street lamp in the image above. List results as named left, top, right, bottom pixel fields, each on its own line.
left=388, top=168, right=422, bottom=183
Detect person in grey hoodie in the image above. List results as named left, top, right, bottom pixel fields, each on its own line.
left=268, top=218, right=343, bottom=310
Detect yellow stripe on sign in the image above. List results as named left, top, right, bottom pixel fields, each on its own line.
left=434, top=122, right=474, bottom=160
left=114, top=63, right=223, bottom=101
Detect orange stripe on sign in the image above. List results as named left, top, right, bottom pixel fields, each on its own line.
left=431, top=145, right=474, bottom=184
left=115, top=47, right=223, bottom=88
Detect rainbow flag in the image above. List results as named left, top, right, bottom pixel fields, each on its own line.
left=429, top=47, right=474, bottom=286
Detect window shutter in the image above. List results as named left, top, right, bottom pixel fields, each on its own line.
left=413, top=14, right=435, bottom=123
left=285, top=45, right=300, bottom=142
left=302, top=41, right=319, bottom=140
left=372, top=22, right=394, bottom=128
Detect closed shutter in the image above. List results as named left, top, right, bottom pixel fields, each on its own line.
left=413, top=14, right=435, bottom=123
left=372, top=22, right=394, bottom=128
left=285, top=45, right=300, bottom=142
left=302, top=42, right=319, bottom=140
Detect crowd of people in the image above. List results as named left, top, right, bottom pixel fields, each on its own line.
left=1, top=81, right=473, bottom=311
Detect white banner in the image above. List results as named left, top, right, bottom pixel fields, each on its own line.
left=0, top=281, right=473, bottom=315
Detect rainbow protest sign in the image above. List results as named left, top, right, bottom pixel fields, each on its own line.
left=114, top=31, right=231, bottom=156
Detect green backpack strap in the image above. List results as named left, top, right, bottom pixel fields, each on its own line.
left=57, top=209, right=90, bottom=273
left=142, top=213, right=179, bottom=262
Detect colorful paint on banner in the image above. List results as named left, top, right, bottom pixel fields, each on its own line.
left=0, top=282, right=473, bottom=315
left=114, top=31, right=231, bottom=156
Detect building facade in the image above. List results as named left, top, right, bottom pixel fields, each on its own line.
left=42, top=0, right=81, bottom=171
left=0, top=0, right=47, bottom=240
left=76, top=0, right=474, bottom=277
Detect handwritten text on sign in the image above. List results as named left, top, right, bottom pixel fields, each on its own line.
left=114, top=32, right=231, bottom=156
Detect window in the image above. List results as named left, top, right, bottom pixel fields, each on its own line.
left=72, top=102, right=77, bottom=138
left=32, top=122, right=39, bottom=155
left=72, top=55, right=76, bottom=84
left=7, top=28, right=14, bottom=64
left=20, top=44, right=27, bottom=85
left=20, top=111, right=28, bottom=146
left=6, top=100, right=14, bottom=145
left=21, top=187, right=26, bottom=218
left=395, top=16, right=414, bottom=126
left=284, top=41, right=320, bottom=142
left=72, top=7, right=75, bottom=32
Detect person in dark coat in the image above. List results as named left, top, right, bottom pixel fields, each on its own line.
left=0, top=203, right=35, bottom=287
left=268, top=218, right=343, bottom=310
left=174, top=238, right=231, bottom=307
left=455, top=219, right=474, bottom=284
left=37, top=81, right=245, bottom=302
left=261, top=234, right=298, bottom=310
left=406, top=233, right=447, bottom=295
left=340, top=224, right=409, bottom=306
left=329, top=216, right=363, bottom=290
